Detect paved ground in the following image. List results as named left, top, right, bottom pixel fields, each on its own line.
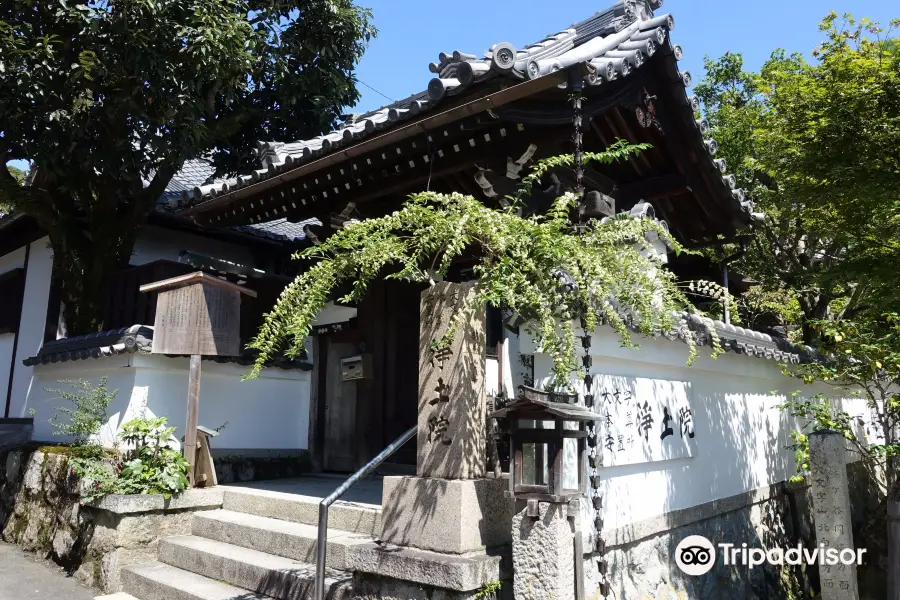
left=228, top=473, right=384, bottom=505
left=0, top=542, right=95, bottom=600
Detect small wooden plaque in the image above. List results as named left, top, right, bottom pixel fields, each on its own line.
left=140, top=272, right=256, bottom=357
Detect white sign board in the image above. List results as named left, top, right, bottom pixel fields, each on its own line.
left=580, top=374, right=697, bottom=466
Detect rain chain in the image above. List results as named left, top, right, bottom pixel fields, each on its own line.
left=570, top=70, right=609, bottom=598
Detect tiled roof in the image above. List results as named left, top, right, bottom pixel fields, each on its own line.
left=233, top=218, right=320, bottom=242
left=159, top=159, right=311, bottom=243
left=175, top=0, right=752, bottom=224
left=23, top=324, right=311, bottom=370
left=22, top=325, right=154, bottom=366
left=685, top=315, right=811, bottom=364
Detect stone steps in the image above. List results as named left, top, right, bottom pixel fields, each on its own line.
left=221, top=487, right=382, bottom=536
left=191, top=509, right=373, bottom=571
left=158, top=535, right=353, bottom=600
left=120, top=562, right=272, bottom=600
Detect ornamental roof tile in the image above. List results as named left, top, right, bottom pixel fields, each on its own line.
left=22, top=324, right=311, bottom=370
left=159, top=159, right=311, bottom=243
left=174, top=0, right=752, bottom=225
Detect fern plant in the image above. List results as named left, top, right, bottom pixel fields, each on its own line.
left=248, top=143, right=722, bottom=390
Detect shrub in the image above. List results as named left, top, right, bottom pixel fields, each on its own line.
left=48, top=378, right=116, bottom=445
left=116, top=417, right=190, bottom=498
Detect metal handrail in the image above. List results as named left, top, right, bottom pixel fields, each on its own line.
left=314, top=425, right=417, bottom=600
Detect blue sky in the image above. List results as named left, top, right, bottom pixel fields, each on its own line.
left=349, top=0, right=898, bottom=113
left=8, top=0, right=896, bottom=172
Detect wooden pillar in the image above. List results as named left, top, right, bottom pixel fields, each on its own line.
left=184, top=355, right=201, bottom=485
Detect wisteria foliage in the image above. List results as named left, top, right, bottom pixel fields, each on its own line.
left=248, top=146, right=720, bottom=389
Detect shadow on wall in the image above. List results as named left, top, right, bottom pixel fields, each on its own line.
left=515, top=344, right=815, bottom=599
left=578, top=346, right=883, bottom=600
left=600, top=366, right=812, bottom=599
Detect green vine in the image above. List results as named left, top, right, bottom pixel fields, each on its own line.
left=248, top=143, right=724, bottom=390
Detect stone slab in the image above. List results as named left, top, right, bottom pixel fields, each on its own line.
left=381, top=476, right=514, bottom=554
left=222, top=487, right=381, bottom=536
left=346, top=542, right=504, bottom=592
left=512, top=502, right=574, bottom=600
left=90, top=489, right=224, bottom=514
left=352, top=573, right=484, bottom=600
left=95, top=594, right=139, bottom=600
left=417, top=282, right=486, bottom=479
left=120, top=561, right=271, bottom=600
left=158, top=535, right=352, bottom=600
left=191, top=509, right=372, bottom=571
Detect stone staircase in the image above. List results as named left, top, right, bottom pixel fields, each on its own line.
left=95, top=486, right=382, bottom=600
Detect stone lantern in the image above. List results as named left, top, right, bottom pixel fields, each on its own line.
left=491, top=385, right=600, bottom=600
left=490, top=385, right=599, bottom=508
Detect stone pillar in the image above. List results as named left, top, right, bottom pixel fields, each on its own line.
left=380, top=282, right=514, bottom=557
left=512, top=502, right=575, bottom=600
left=417, top=281, right=486, bottom=479
left=809, top=431, right=860, bottom=600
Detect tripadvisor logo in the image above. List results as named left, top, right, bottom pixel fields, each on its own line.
left=675, top=535, right=716, bottom=576
left=674, top=535, right=867, bottom=576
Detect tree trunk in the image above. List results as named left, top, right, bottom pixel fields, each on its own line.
left=799, top=292, right=831, bottom=346
left=48, top=222, right=137, bottom=336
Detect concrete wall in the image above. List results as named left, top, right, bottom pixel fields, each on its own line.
left=22, top=354, right=310, bottom=450
left=522, top=327, right=874, bottom=528
left=523, top=326, right=878, bottom=599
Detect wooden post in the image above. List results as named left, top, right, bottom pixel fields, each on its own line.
left=140, top=272, right=256, bottom=488
left=185, top=354, right=202, bottom=485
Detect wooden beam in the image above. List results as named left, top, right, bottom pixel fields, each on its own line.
left=611, top=173, right=688, bottom=206
left=180, top=72, right=568, bottom=219
left=608, top=106, right=654, bottom=173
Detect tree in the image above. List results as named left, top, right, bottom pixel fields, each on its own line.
left=249, top=145, right=726, bottom=387
left=0, top=0, right=375, bottom=333
left=1, top=164, right=24, bottom=212
left=695, top=14, right=900, bottom=344
left=6, top=164, right=24, bottom=184
left=781, top=315, right=900, bottom=600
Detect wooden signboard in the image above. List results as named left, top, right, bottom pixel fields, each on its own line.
left=139, top=272, right=256, bottom=486
left=140, top=272, right=256, bottom=357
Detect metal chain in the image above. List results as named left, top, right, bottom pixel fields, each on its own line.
left=570, top=69, right=609, bottom=598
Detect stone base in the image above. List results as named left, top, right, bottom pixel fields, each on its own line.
left=381, top=475, right=514, bottom=554
left=512, top=502, right=574, bottom=600
left=352, top=573, right=512, bottom=600
left=352, top=573, right=513, bottom=600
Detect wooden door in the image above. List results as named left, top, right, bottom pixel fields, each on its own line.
left=324, top=341, right=358, bottom=472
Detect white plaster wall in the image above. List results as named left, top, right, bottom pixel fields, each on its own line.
left=522, top=326, right=873, bottom=530
left=312, top=302, right=357, bottom=326
left=0, top=247, right=26, bottom=408
left=23, top=355, right=136, bottom=442
left=131, top=225, right=256, bottom=267
left=24, top=354, right=310, bottom=450
left=5, top=239, right=54, bottom=418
